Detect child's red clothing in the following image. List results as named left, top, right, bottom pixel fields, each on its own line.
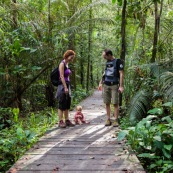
left=74, top=112, right=85, bottom=124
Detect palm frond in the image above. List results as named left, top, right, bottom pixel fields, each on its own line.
left=160, top=72, right=173, bottom=102
left=129, top=90, right=152, bottom=125
left=67, top=0, right=109, bottom=25
left=128, top=59, right=173, bottom=78
left=57, top=17, right=115, bottom=35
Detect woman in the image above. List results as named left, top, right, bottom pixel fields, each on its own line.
left=56, top=50, right=76, bottom=128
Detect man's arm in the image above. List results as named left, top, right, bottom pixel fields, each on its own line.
left=119, top=70, right=124, bottom=93
left=98, top=72, right=105, bottom=90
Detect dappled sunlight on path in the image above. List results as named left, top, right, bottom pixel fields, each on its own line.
left=7, top=91, right=145, bottom=173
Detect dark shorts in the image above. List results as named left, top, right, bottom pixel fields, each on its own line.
left=58, top=93, right=71, bottom=110
left=55, top=84, right=71, bottom=111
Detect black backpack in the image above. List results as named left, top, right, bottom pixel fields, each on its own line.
left=50, top=67, right=60, bottom=86
left=50, top=61, right=66, bottom=86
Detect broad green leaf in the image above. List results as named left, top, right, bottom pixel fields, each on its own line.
left=162, top=116, right=172, bottom=123
left=17, top=127, right=23, bottom=137
left=147, top=108, right=163, bottom=115
left=162, top=102, right=173, bottom=107
left=117, top=130, right=128, bottom=141
left=138, top=153, right=159, bottom=158
left=149, top=163, right=157, bottom=169
left=25, top=130, right=31, bottom=137
left=153, top=136, right=161, bottom=141
left=162, top=148, right=171, bottom=158
left=164, top=144, right=172, bottom=151
left=112, top=0, right=116, bottom=3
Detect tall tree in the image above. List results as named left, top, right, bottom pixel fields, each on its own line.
left=86, top=0, right=93, bottom=91
left=119, top=0, right=127, bottom=107
left=151, top=0, right=163, bottom=63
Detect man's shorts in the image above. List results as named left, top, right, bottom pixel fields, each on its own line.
left=103, top=84, right=119, bottom=104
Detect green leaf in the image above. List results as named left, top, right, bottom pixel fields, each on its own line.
left=30, top=49, right=37, bottom=53
left=117, top=0, right=122, bottom=6
left=162, top=148, right=171, bottom=158
left=21, top=47, right=30, bottom=51
left=147, top=108, right=163, bottom=115
left=153, top=136, right=161, bottom=141
left=117, top=130, right=128, bottom=141
left=12, top=108, right=19, bottom=122
left=162, top=116, right=172, bottom=123
left=164, top=144, right=172, bottom=151
left=31, top=66, right=42, bottom=71
left=162, top=102, right=173, bottom=107
left=112, top=0, right=116, bottom=4
left=149, top=163, right=157, bottom=169
left=17, top=127, right=24, bottom=137
left=138, top=153, right=159, bottom=158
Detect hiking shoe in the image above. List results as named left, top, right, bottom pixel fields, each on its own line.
left=59, top=120, right=66, bottom=128
left=105, top=119, right=112, bottom=126
left=66, top=120, right=75, bottom=127
left=113, top=120, right=119, bottom=127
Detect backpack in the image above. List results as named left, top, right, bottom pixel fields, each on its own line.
left=50, top=67, right=60, bottom=86
left=50, top=61, right=66, bottom=86
left=104, top=59, right=120, bottom=84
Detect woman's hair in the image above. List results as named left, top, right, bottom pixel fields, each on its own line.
left=63, top=50, right=76, bottom=59
left=76, top=105, right=82, bottom=111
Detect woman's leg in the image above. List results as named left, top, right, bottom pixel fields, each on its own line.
left=64, top=109, right=75, bottom=127
left=58, top=109, right=66, bottom=128
left=64, top=109, right=69, bottom=120
left=58, top=109, right=63, bottom=121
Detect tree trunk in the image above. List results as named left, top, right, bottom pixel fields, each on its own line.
left=46, top=0, right=55, bottom=107
left=151, top=1, right=159, bottom=63
left=48, top=0, right=52, bottom=41
left=12, top=0, right=17, bottom=29
left=12, top=0, right=23, bottom=110
left=86, top=0, right=93, bottom=91
left=67, top=0, right=76, bottom=90
left=119, top=0, right=127, bottom=107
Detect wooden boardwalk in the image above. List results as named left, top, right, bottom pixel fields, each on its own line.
left=7, top=91, right=145, bottom=173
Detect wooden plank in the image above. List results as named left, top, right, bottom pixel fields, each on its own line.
left=11, top=163, right=144, bottom=171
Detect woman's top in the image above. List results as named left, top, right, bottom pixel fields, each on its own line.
left=59, top=60, right=71, bottom=84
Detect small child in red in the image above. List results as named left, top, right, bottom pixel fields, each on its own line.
left=74, top=105, right=87, bottom=124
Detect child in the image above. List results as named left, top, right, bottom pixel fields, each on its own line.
left=74, top=105, right=87, bottom=124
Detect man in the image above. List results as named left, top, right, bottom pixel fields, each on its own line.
left=98, top=49, right=124, bottom=127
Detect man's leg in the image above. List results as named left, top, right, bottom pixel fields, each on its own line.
left=113, top=104, right=119, bottom=120
left=103, top=85, right=112, bottom=126
left=106, top=104, right=111, bottom=119
left=105, top=103, right=112, bottom=126
left=112, top=85, right=119, bottom=127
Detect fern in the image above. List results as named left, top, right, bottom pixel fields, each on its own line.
left=160, top=72, right=173, bottom=102
left=129, top=90, right=152, bottom=125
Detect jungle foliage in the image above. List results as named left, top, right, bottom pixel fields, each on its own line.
left=0, top=0, right=173, bottom=172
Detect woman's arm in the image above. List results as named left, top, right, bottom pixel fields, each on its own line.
left=59, top=62, right=68, bottom=93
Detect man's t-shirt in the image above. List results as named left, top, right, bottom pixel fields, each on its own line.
left=104, top=58, right=124, bottom=85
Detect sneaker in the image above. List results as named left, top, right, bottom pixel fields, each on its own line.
left=113, top=120, right=119, bottom=127
left=66, top=120, right=75, bottom=127
left=105, top=119, right=112, bottom=126
left=59, top=120, right=66, bottom=128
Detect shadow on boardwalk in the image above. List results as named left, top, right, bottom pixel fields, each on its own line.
left=7, top=90, right=145, bottom=173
